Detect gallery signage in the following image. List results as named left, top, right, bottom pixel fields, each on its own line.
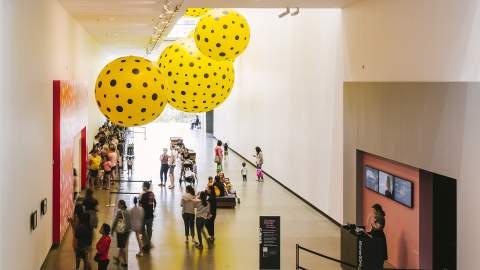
left=259, top=216, right=280, bottom=269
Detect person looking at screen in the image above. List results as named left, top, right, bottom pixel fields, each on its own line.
left=367, top=203, right=388, bottom=270
left=385, top=177, right=393, bottom=198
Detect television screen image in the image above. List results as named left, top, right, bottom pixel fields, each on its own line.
left=394, top=177, right=413, bottom=207
left=378, top=171, right=394, bottom=199
left=365, top=166, right=379, bottom=192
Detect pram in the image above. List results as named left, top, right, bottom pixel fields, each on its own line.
left=183, top=166, right=197, bottom=185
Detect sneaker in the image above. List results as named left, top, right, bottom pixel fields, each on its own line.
left=168, top=185, right=174, bottom=189
left=195, top=243, right=203, bottom=249
left=136, top=252, right=144, bottom=257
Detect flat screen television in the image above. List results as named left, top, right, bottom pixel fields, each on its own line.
left=365, top=166, right=379, bottom=192
left=378, top=171, right=394, bottom=199
left=394, top=177, right=413, bottom=208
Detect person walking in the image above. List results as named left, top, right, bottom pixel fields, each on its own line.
left=159, top=148, right=169, bottom=187
left=83, top=188, right=99, bottom=229
left=241, top=162, right=248, bottom=182
left=95, top=223, right=111, bottom=270
left=194, top=191, right=211, bottom=249
left=168, top=150, right=176, bottom=189
left=214, top=141, right=223, bottom=173
left=181, top=185, right=197, bottom=244
left=72, top=213, right=93, bottom=270
left=112, top=200, right=131, bottom=267
left=139, top=181, right=156, bottom=250
left=206, top=183, right=217, bottom=245
left=254, top=146, right=264, bottom=181
left=129, top=197, right=145, bottom=257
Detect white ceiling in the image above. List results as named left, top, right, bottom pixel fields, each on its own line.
left=58, top=0, right=356, bottom=54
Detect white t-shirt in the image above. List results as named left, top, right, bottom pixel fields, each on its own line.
left=241, top=167, right=247, bottom=175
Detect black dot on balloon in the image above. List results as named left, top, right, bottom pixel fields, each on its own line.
left=207, top=85, right=211, bottom=89
left=142, top=95, right=146, bottom=99
left=107, top=107, right=111, bottom=112
left=135, top=59, right=140, bottom=63
left=240, top=24, right=245, bottom=28
left=121, top=60, right=126, bottom=63
left=213, top=72, right=217, bottom=76
left=183, top=101, right=186, bottom=104
left=236, top=51, right=240, bottom=55
left=211, top=30, right=215, bottom=33
left=115, top=94, right=119, bottom=98
left=119, top=121, right=123, bottom=124
left=204, top=73, right=209, bottom=78
left=193, top=92, right=197, bottom=96
left=172, top=98, right=176, bottom=102
left=223, top=24, right=228, bottom=29
left=126, top=83, right=132, bottom=88
left=212, top=93, right=216, bottom=98
left=160, top=102, right=164, bottom=106
left=168, top=71, right=172, bottom=76
left=128, top=116, right=132, bottom=119
left=147, top=67, right=151, bottom=71
left=202, top=25, right=206, bottom=30
left=110, top=79, right=117, bottom=87
left=219, top=52, right=226, bottom=57
left=196, top=35, right=200, bottom=41
left=141, top=118, right=145, bottom=121
left=154, top=78, right=157, bottom=82
left=175, top=48, right=179, bottom=52
left=181, top=91, right=186, bottom=95
left=189, top=62, right=194, bottom=67
left=235, top=35, right=240, bottom=40
left=185, top=82, right=189, bottom=86
left=141, top=108, right=146, bottom=113
left=152, top=113, right=155, bottom=116
left=193, top=74, right=197, bottom=78
left=194, top=106, right=199, bottom=109
left=203, top=100, right=206, bottom=103
left=222, top=74, right=226, bottom=79
left=98, top=81, right=102, bottom=88
left=106, top=70, right=111, bottom=75
left=152, top=93, right=158, bottom=100
left=143, top=82, right=148, bottom=88
left=132, top=68, right=139, bottom=75
left=179, top=63, right=183, bottom=67
left=173, top=80, right=178, bottom=85
left=104, top=94, right=107, bottom=98
left=208, top=63, right=212, bottom=66
left=116, top=106, right=123, bottom=112
left=120, top=68, right=124, bottom=71
left=97, top=101, right=101, bottom=107
left=128, top=99, right=133, bottom=104
left=216, top=43, right=221, bottom=47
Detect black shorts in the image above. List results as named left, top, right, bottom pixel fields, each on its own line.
left=117, top=232, right=129, bottom=248
left=89, top=170, right=98, bottom=177
left=75, top=247, right=88, bottom=259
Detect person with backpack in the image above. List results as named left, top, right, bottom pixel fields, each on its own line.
left=95, top=223, right=111, bottom=270
left=71, top=212, right=93, bottom=270
left=83, top=188, right=99, bottom=229
left=129, top=197, right=145, bottom=257
left=139, top=181, right=156, bottom=250
left=111, top=200, right=131, bottom=267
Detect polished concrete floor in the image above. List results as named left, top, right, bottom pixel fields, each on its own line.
left=42, top=122, right=342, bottom=270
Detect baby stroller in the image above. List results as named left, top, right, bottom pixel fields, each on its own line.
left=184, top=167, right=197, bottom=185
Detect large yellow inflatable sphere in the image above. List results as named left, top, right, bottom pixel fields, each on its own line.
left=158, top=38, right=234, bottom=113
left=95, top=56, right=167, bottom=127
left=194, top=9, right=250, bottom=61
left=184, top=8, right=211, bottom=17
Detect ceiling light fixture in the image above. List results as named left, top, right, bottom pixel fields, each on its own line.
left=278, top=7, right=290, bottom=18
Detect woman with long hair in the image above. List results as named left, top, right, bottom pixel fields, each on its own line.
left=367, top=203, right=388, bottom=269
left=112, top=200, right=131, bottom=267
left=181, top=185, right=197, bottom=243
left=254, top=146, right=264, bottom=181
left=194, top=191, right=211, bottom=249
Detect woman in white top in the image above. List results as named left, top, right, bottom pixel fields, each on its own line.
left=254, top=146, right=264, bottom=181
left=168, top=151, right=176, bottom=189
left=194, top=191, right=211, bottom=249
left=129, top=197, right=145, bottom=257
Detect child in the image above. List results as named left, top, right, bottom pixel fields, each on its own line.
left=73, top=168, right=80, bottom=202
left=223, top=142, right=229, bottom=160
left=95, top=223, right=111, bottom=270
left=127, top=157, right=133, bottom=178
left=241, top=162, right=247, bottom=182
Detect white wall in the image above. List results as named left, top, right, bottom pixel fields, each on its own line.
left=0, top=0, right=106, bottom=269
left=342, top=1, right=480, bottom=269
left=214, top=9, right=344, bottom=222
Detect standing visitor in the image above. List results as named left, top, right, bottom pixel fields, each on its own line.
left=213, top=175, right=226, bottom=197
left=73, top=169, right=80, bottom=202
left=95, top=223, right=111, bottom=270
left=108, top=145, right=118, bottom=181
left=127, top=157, right=134, bottom=178
left=139, top=181, right=156, bottom=250
left=367, top=203, right=388, bottom=269
left=254, top=146, right=264, bottom=181
left=214, top=141, right=223, bottom=173
left=102, top=159, right=112, bottom=190
left=181, top=185, right=196, bottom=243
left=72, top=213, right=93, bottom=270
left=168, top=150, right=176, bottom=189
left=194, top=191, right=211, bottom=249
left=159, top=148, right=169, bottom=187
left=206, top=183, right=217, bottom=245
left=129, top=197, right=145, bottom=257
left=83, top=188, right=99, bottom=229
left=223, top=141, right=229, bottom=160
left=241, top=162, right=248, bottom=182
left=112, top=200, right=131, bottom=267
left=88, top=151, right=101, bottom=188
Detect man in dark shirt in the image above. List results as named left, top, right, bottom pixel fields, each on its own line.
left=139, top=181, right=156, bottom=250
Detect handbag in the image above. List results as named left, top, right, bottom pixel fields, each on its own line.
left=115, top=211, right=127, bottom=234
left=214, top=155, right=220, bottom=163
left=94, top=253, right=101, bottom=262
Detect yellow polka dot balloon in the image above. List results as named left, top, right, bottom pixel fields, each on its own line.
left=95, top=56, right=168, bottom=127
left=194, top=9, right=250, bottom=61
left=158, top=38, right=235, bottom=113
left=184, top=8, right=211, bottom=17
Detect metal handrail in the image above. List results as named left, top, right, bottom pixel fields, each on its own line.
left=296, top=244, right=357, bottom=270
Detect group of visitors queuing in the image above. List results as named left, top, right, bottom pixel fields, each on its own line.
left=159, top=148, right=177, bottom=188
left=88, top=121, right=128, bottom=190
